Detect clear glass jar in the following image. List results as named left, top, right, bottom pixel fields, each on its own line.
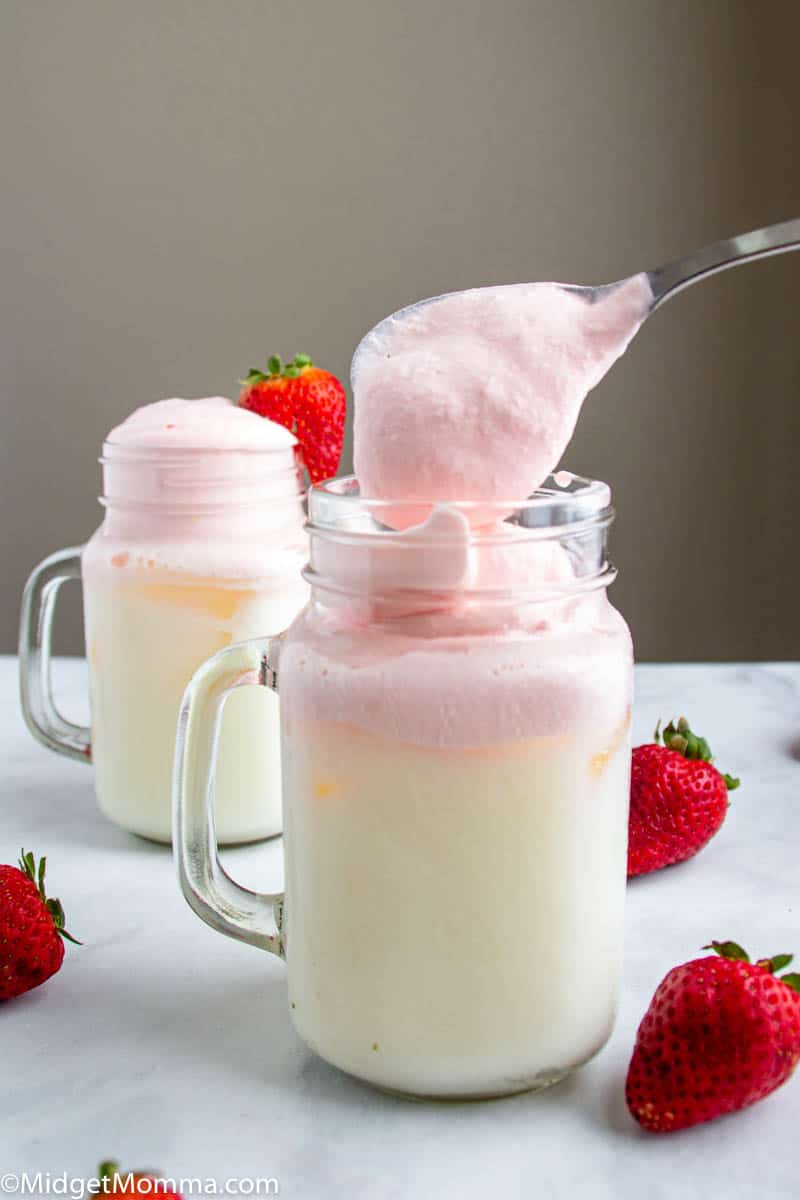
left=20, top=438, right=308, bottom=844
left=174, top=473, right=633, bottom=1099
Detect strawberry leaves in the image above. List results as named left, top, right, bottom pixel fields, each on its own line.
left=768, top=954, right=795, bottom=973
left=18, top=848, right=81, bottom=945
left=655, top=716, right=740, bottom=790
left=704, top=939, right=750, bottom=962
left=243, top=353, right=314, bottom=386
left=705, top=941, right=800, bottom=991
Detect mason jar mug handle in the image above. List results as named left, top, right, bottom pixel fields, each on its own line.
left=173, top=636, right=286, bottom=956
left=19, top=547, right=92, bottom=763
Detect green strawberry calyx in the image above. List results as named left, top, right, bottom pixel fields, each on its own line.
left=98, top=1161, right=166, bottom=1191
left=241, top=352, right=313, bottom=387
left=654, top=716, right=740, bottom=791
left=18, top=848, right=81, bottom=945
left=703, top=940, right=800, bottom=993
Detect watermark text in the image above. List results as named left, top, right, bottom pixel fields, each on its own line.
left=0, top=1173, right=278, bottom=1198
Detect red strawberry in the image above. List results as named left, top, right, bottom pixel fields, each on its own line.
left=239, top=352, right=346, bottom=484
left=0, top=849, right=79, bottom=1000
left=98, top=1162, right=182, bottom=1198
left=628, top=716, right=740, bottom=877
left=626, top=940, right=800, bottom=1132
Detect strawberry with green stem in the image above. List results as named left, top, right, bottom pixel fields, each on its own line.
left=239, top=352, right=346, bottom=484
left=627, top=940, right=800, bottom=1132
left=628, top=715, right=740, bottom=877
left=0, top=849, right=79, bottom=1000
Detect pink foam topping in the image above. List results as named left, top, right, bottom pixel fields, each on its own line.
left=105, top=396, right=296, bottom=451
left=83, top=397, right=305, bottom=580
left=352, top=275, right=651, bottom=505
left=281, top=597, right=632, bottom=748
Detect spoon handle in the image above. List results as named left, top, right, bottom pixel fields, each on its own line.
left=647, top=217, right=800, bottom=310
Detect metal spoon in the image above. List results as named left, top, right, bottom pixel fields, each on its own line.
left=358, top=218, right=800, bottom=349
left=584, top=216, right=800, bottom=311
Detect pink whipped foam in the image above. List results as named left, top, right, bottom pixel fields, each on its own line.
left=352, top=275, right=651, bottom=507
left=84, top=397, right=305, bottom=580
left=281, top=596, right=632, bottom=748
left=105, top=396, right=296, bottom=451
left=102, top=396, right=298, bottom=506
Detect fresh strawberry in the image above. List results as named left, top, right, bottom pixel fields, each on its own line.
left=628, top=716, right=740, bottom=877
left=98, top=1162, right=182, bottom=1198
left=239, top=352, right=346, bottom=484
left=0, top=849, right=79, bottom=1000
left=626, top=940, right=800, bottom=1132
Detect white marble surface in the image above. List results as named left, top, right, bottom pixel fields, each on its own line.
left=2, top=656, right=799, bottom=1199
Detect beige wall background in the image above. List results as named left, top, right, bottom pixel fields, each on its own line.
left=2, top=0, right=798, bottom=660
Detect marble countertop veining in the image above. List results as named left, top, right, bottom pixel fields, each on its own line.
left=2, top=657, right=799, bottom=1199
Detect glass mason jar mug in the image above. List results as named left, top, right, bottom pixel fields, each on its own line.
left=20, top=437, right=308, bottom=844
left=175, top=473, right=633, bottom=1099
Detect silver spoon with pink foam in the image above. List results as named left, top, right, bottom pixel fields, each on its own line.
left=351, top=218, right=800, bottom=512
